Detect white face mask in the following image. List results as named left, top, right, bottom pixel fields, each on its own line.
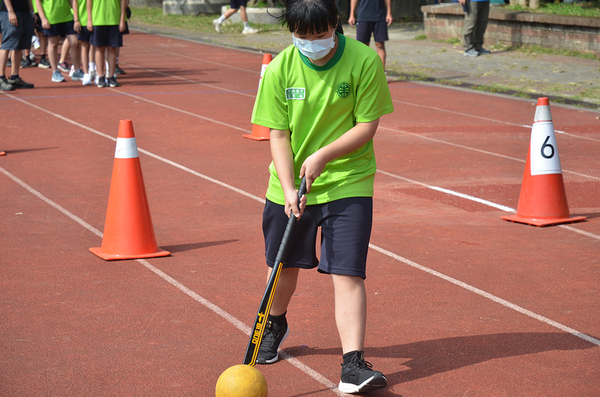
left=292, top=32, right=336, bottom=61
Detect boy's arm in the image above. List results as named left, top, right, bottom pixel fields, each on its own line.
left=119, top=0, right=126, bottom=32
left=3, top=0, right=17, bottom=26
left=86, top=0, right=92, bottom=31
left=270, top=129, right=306, bottom=218
left=35, top=0, right=49, bottom=29
left=385, top=0, right=393, bottom=25
left=72, top=0, right=80, bottom=32
left=300, top=119, right=379, bottom=193
left=348, top=0, right=358, bottom=26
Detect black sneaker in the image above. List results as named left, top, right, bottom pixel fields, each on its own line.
left=107, top=76, right=120, bottom=87
left=38, top=57, right=51, bottom=68
left=97, top=76, right=108, bottom=88
left=255, top=317, right=289, bottom=364
left=0, top=78, right=14, bottom=91
left=115, top=64, right=125, bottom=75
left=21, top=57, right=37, bottom=68
left=8, top=76, right=34, bottom=89
left=338, top=351, right=387, bottom=394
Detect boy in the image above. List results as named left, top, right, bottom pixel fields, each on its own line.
left=1, top=0, right=35, bottom=90
left=86, top=0, right=126, bottom=87
left=35, top=0, right=83, bottom=82
left=348, top=0, right=392, bottom=72
left=73, top=0, right=92, bottom=84
left=251, top=0, right=393, bottom=393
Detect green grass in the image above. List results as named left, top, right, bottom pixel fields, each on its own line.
left=508, top=44, right=600, bottom=60
left=129, top=6, right=285, bottom=34
left=413, top=34, right=427, bottom=41
left=503, top=1, right=600, bottom=17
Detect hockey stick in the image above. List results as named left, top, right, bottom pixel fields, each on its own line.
left=243, top=176, right=307, bottom=366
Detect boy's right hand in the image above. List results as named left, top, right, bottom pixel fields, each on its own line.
left=41, top=17, right=50, bottom=30
left=87, top=21, right=93, bottom=32
left=348, top=15, right=355, bottom=26
left=284, top=186, right=306, bottom=220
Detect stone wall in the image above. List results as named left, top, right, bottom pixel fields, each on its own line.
left=422, top=3, right=600, bottom=53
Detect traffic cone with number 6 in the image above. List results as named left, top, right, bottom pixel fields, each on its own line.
left=501, top=98, right=586, bottom=226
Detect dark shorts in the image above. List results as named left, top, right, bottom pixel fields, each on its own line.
left=230, top=0, right=248, bottom=9
left=34, top=13, right=44, bottom=33
left=90, top=25, right=122, bottom=48
left=77, top=25, right=92, bottom=42
left=42, top=20, right=76, bottom=37
left=356, top=20, right=389, bottom=44
left=263, top=197, right=373, bottom=279
left=0, top=11, right=35, bottom=51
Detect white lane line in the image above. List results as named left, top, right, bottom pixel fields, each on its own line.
left=391, top=99, right=600, bottom=143
left=368, top=244, right=600, bottom=347
left=0, top=165, right=341, bottom=394
left=377, top=170, right=600, bottom=240
left=3, top=159, right=599, bottom=355
left=379, top=126, right=600, bottom=181
left=4, top=91, right=599, bottom=366
left=119, top=63, right=257, bottom=99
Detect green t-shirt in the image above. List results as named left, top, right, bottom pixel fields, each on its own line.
left=91, top=0, right=120, bottom=26
left=251, top=33, right=394, bottom=205
left=77, top=0, right=87, bottom=25
left=39, top=0, right=73, bottom=24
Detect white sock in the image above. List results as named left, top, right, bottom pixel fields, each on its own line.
left=217, top=16, right=225, bottom=23
left=89, top=62, right=96, bottom=70
left=243, top=21, right=250, bottom=29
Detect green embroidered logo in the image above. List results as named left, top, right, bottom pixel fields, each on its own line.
left=336, top=82, right=351, bottom=98
left=286, top=88, right=305, bottom=100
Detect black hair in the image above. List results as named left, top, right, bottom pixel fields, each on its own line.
left=279, top=0, right=339, bottom=36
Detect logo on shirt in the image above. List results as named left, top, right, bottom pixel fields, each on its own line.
left=336, top=82, right=351, bottom=98
left=286, top=88, right=305, bottom=100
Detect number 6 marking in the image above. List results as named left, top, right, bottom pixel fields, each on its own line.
left=541, top=136, right=554, bottom=159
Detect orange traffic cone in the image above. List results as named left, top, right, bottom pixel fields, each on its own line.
left=90, top=120, right=170, bottom=260
left=243, top=53, right=272, bottom=141
left=501, top=98, right=586, bottom=227
left=0, top=151, right=5, bottom=156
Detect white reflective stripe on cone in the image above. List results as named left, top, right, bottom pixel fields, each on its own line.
left=114, top=137, right=139, bottom=159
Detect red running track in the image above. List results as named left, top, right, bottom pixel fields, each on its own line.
left=1, top=30, right=599, bottom=396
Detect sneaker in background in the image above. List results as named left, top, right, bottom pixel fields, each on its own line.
left=463, top=48, right=480, bottom=57
left=8, top=76, right=34, bottom=89
left=52, top=70, right=65, bottom=82
left=212, top=19, right=222, bottom=33
left=20, top=57, right=36, bottom=68
left=71, top=69, right=84, bottom=81
left=0, top=78, right=14, bottom=91
left=38, top=57, right=51, bottom=68
left=68, top=65, right=75, bottom=77
left=57, top=61, right=70, bottom=72
left=115, top=64, right=125, bottom=75
left=242, top=26, right=259, bottom=35
left=476, top=47, right=492, bottom=55
left=82, top=73, right=92, bottom=85
left=89, top=68, right=97, bottom=80
left=96, top=76, right=108, bottom=88
left=338, top=351, right=387, bottom=394
left=107, top=76, right=120, bottom=87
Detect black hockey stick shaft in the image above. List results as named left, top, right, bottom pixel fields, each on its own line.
left=243, top=176, right=307, bottom=366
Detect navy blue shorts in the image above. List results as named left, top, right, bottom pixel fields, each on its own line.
left=90, top=25, right=122, bottom=48
left=230, top=0, right=248, bottom=9
left=356, top=20, right=389, bottom=44
left=77, top=25, right=91, bottom=42
left=262, top=197, right=373, bottom=279
left=0, top=11, right=34, bottom=51
left=42, top=20, right=76, bottom=37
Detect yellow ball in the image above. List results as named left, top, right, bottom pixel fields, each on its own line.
left=215, top=365, right=268, bottom=397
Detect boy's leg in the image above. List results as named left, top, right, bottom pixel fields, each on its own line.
left=66, top=34, right=81, bottom=71
left=267, top=267, right=300, bottom=316
left=58, top=37, right=70, bottom=71
left=95, top=45, right=106, bottom=77
left=47, top=35, right=60, bottom=72
left=80, top=41, right=89, bottom=73
left=374, top=41, right=386, bottom=70
left=332, top=274, right=366, bottom=354
left=10, top=49, right=23, bottom=77
left=106, top=46, right=117, bottom=78
left=240, top=6, right=258, bottom=34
